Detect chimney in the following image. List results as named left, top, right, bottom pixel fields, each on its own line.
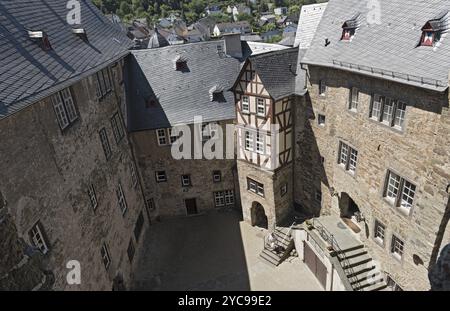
left=222, top=33, right=242, bottom=59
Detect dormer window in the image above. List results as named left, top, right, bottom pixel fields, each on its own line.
left=341, top=14, right=360, bottom=42
left=420, top=11, right=448, bottom=47
left=209, top=85, right=225, bottom=102
left=72, top=28, right=88, bottom=42
left=173, top=55, right=188, bottom=71
left=28, top=30, right=52, bottom=51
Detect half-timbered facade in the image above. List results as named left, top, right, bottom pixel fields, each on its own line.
left=233, top=49, right=298, bottom=229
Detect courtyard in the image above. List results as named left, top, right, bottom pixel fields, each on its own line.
left=131, top=208, right=323, bottom=291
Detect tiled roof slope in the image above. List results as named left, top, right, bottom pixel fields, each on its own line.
left=302, top=0, right=450, bottom=92
left=0, top=0, right=133, bottom=119
left=126, top=41, right=241, bottom=131
left=294, top=2, right=328, bottom=49
left=249, top=48, right=299, bottom=101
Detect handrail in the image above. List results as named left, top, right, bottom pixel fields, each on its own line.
left=312, top=218, right=362, bottom=291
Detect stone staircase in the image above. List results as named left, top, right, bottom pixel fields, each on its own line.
left=332, top=244, right=387, bottom=291
left=259, top=226, right=297, bottom=267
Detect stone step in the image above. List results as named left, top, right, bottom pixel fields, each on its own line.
left=346, top=262, right=377, bottom=279
left=338, top=247, right=368, bottom=260
left=340, top=253, right=373, bottom=270
left=357, top=279, right=388, bottom=291
left=351, top=271, right=382, bottom=286
left=259, top=249, right=281, bottom=267
left=331, top=244, right=365, bottom=256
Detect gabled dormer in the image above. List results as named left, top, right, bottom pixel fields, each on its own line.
left=28, top=30, right=52, bottom=51
left=420, top=11, right=448, bottom=47
left=173, top=54, right=188, bottom=71
left=341, top=13, right=361, bottom=42
left=209, top=84, right=225, bottom=102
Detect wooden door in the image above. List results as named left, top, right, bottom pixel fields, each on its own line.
left=185, top=199, right=198, bottom=215
left=304, top=242, right=327, bottom=289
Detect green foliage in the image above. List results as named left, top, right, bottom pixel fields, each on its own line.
left=261, top=22, right=276, bottom=33
left=265, top=34, right=282, bottom=43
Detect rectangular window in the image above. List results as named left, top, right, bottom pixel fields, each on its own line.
left=349, top=87, right=359, bottom=110
left=181, top=174, right=191, bottom=187
left=391, top=235, right=404, bottom=259
left=384, top=170, right=416, bottom=215
left=99, top=128, right=112, bottom=160
left=116, top=182, right=127, bottom=215
left=51, top=88, right=78, bottom=130
left=134, top=211, right=144, bottom=242
left=245, top=131, right=253, bottom=151
left=146, top=198, right=155, bottom=211
left=371, top=95, right=407, bottom=130
left=168, top=128, right=178, bottom=144
left=157, top=129, right=167, bottom=146
left=214, top=191, right=225, bottom=207
left=242, top=96, right=250, bottom=113
left=281, top=184, right=288, bottom=197
left=130, top=162, right=138, bottom=188
left=318, top=114, right=326, bottom=126
left=29, top=222, right=49, bottom=254
left=127, top=239, right=135, bottom=263
left=338, top=142, right=358, bottom=173
left=100, top=243, right=111, bottom=270
left=257, top=98, right=266, bottom=116
left=155, top=171, right=167, bottom=183
left=374, top=220, right=385, bottom=244
left=111, top=112, right=125, bottom=143
left=87, top=184, right=98, bottom=211
left=95, top=68, right=113, bottom=99
left=386, top=276, right=403, bottom=291
left=224, top=190, right=234, bottom=205
left=256, top=131, right=264, bottom=154
left=315, top=190, right=322, bottom=203
left=394, top=102, right=406, bottom=129
left=319, top=80, right=326, bottom=96
left=247, top=178, right=264, bottom=197
left=213, top=171, right=222, bottom=183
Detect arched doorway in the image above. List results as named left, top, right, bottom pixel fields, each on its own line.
left=251, top=202, right=268, bottom=229
left=339, top=192, right=362, bottom=233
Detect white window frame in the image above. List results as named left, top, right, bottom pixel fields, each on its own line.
left=213, top=171, right=221, bottom=183
left=338, top=142, right=358, bottom=173
left=29, top=222, right=49, bottom=254
left=247, top=178, right=264, bottom=197
left=349, top=87, right=359, bottom=110
left=100, top=243, right=111, bottom=270
left=116, top=182, right=127, bottom=215
left=155, top=171, right=167, bottom=183
left=319, top=80, right=327, bottom=96
left=111, top=112, right=124, bottom=144
left=51, top=88, right=78, bottom=130
left=214, top=191, right=225, bottom=207
left=318, top=114, right=326, bottom=126
left=256, top=98, right=266, bottom=117
left=168, top=128, right=178, bottom=144
left=256, top=131, right=265, bottom=154
left=384, top=170, right=416, bottom=215
left=245, top=131, right=254, bottom=151
left=88, top=184, right=98, bottom=210
left=374, top=220, right=385, bottom=245
left=99, top=128, right=112, bottom=160
left=224, top=190, right=234, bottom=205
left=181, top=174, right=191, bottom=187
left=242, top=96, right=250, bottom=114
left=391, top=234, right=405, bottom=260
left=130, top=162, right=138, bottom=188
left=157, top=129, right=168, bottom=146
left=95, top=67, right=113, bottom=99
left=371, top=95, right=407, bottom=130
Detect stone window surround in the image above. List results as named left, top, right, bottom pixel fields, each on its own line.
left=51, top=87, right=79, bottom=131
left=213, top=170, right=222, bottom=182
left=95, top=67, right=113, bottom=100
left=369, top=94, right=408, bottom=133
left=100, top=242, right=111, bottom=270
left=390, top=233, right=406, bottom=263
left=336, top=140, right=359, bottom=176
left=348, top=86, right=359, bottom=111
left=381, top=168, right=418, bottom=218
left=99, top=127, right=112, bottom=161
left=317, top=113, right=326, bottom=127
left=181, top=174, right=192, bottom=187
left=155, top=171, right=167, bottom=183
left=116, top=182, right=128, bottom=216
left=319, top=79, right=327, bottom=97
left=29, top=221, right=50, bottom=255
left=247, top=178, right=264, bottom=198
left=372, top=218, right=386, bottom=248
left=87, top=183, right=98, bottom=211
left=110, top=111, right=125, bottom=144
left=130, top=162, right=139, bottom=188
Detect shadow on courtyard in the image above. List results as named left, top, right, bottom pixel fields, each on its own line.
left=131, top=209, right=250, bottom=291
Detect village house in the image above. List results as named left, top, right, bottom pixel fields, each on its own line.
left=213, top=21, right=252, bottom=37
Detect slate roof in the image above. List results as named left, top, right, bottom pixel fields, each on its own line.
left=294, top=2, right=328, bottom=49
left=148, top=28, right=170, bottom=49
left=216, top=21, right=251, bottom=31
left=245, top=48, right=299, bottom=100
left=0, top=0, right=133, bottom=119
left=302, top=0, right=450, bottom=92
left=126, top=41, right=242, bottom=131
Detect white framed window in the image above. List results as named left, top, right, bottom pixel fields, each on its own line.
left=281, top=184, right=288, bottom=197
left=224, top=190, right=235, bottom=205
left=95, top=67, right=113, bottom=99
left=394, top=102, right=406, bottom=129
left=391, top=235, right=404, bottom=260
left=157, top=129, right=167, bottom=146
left=318, top=114, right=326, bottom=126
left=256, top=131, right=265, bottom=154
left=111, top=112, right=124, bottom=143
left=386, top=275, right=403, bottom=291
left=374, top=220, right=385, bottom=245
left=384, top=170, right=416, bottom=215
left=371, top=94, right=383, bottom=121
left=99, top=128, right=112, bottom=160
left=338, top=142, right=358, bottom=173
left=247, top=178, right=264, bottom=197
left=146, top=198, right=155, bottom=211
left=181, top=174, right=191, bottom=187
left=29, top=222, right=49, bottom=254
left=130, top=162, right=138, bottom=188
left=213, top=170, right=222, bottom=183
left=256, top=98, right=266, bottom=116
left=155, top=171, right=167, bottom=183
left=382, top=98, right=395, bottom=125
left=371, top=94, right=407, bottom=130
left=127, top=239, right=135, bottom=263
left=349, top=87, right=359, bottom=110
left=88, top=184, right=98, bottom=210
left=319, top=80, right=327, bottom=96
left=214, top=191, right=225, bottom=207
left=51, top=88, right=78, bottom=130
left=100, top=242, right=111, bottom=270
left=245, top=131, right=253, bottom=151
left=168, top=128, right=178, bottom=144
left=242, top=96, right=250, bottom=113
left=116, top=182, right=127, bottom=215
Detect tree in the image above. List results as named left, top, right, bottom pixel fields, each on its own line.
left=289, top=5, right=300, bottom=16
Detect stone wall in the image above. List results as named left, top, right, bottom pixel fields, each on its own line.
left=0, top=61, right=148, bottom=290
left=130, top=121, right=239, bottom=219
left=294, top=65, right=450, bottom=290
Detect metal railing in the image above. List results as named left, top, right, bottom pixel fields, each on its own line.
left=312, top=218, right=362, bottom=291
